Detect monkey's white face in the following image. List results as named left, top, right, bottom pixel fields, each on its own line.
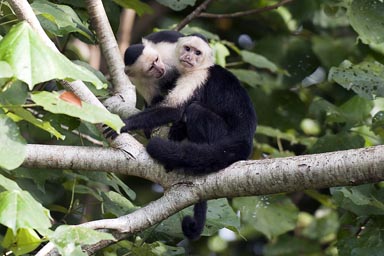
left=176, top=36, right=214, bottom=72
left=125, top=46, right=165, bottom=79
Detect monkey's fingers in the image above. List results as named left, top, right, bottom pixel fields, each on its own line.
left=103, top=126, right=119, bottom=139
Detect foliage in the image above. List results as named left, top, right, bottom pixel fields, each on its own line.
left=0, top=0, right=384, bottom=255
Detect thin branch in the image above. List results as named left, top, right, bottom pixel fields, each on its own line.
left=7, top=0, right=57, bottom=51
left=199, top=0, right=294, bottom=19
left=117, top=9, right=136, bottom=55
left=85, top=0, right=136, bottom=103
left=175, top=0, right=215, bottom=31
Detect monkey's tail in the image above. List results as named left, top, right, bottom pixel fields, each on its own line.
left=182, top=201, right=207, bottom=240
left=146, top=137, right=250, bottom=173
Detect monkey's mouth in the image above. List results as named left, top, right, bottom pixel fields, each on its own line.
left=155, top=70, right=165, bottom=78
left=180, top=59, right=193, bottom=68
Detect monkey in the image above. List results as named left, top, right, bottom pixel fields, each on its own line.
left=105, top=34, right=257, bottom=240
left=124, top=30, right=183, bottom=106
left=123, top=31, right=184, bottom=138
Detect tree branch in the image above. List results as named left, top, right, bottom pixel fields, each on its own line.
left=175, top=0, right=215, bottom=31
left=85, top=0, right=136, bottom=104
left=199, top=0, right=295, bottom=19
left=24, top=144, right=384, bottom=197
left=31, top=144, right=384, bottom=254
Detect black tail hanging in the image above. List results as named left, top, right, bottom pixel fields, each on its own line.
left=181, top=201, right=208, bottom=240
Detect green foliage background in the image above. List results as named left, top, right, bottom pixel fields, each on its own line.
left=1, top=0, right=384, bottom=255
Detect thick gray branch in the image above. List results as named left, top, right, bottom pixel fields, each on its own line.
left=29, top=144, right=384, bottom=255
left=24, top=144, right=384, bottom=196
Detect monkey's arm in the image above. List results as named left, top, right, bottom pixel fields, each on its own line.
left=104, top=106, right=183, bottom=139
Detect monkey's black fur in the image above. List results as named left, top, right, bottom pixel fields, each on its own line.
left=182, top=201, right=207, bottom=240
left=144, top=30, right=184, bottom=43
left=124, top=44, right=144, bottom=66
left=111, top=65, right=257, bottom=172
left=105, top=35, right=257, bottom=240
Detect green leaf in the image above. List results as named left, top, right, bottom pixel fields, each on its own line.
left=151, top=199, right=239, bottom=239
left=0, top=81, right=28, bottom=105
left=211, top=41, right=229, bottom=67
left=329, top=60, right=384, bottom=100
left=371, top=111, right=384, bottom=137
left=2, top=228, right=42, bottom=256
left=113, top=239, right=185, bottom=256
left=308, top=132, right=364, bottom=154
left=233, top=195, right=299, bottom=239
left=31, top=0, right=95, bottom=41
left=5, top=106, right=64, bottom=139
left=102, top=191, right=139, bottom=217
left=301, top=209, right=339, bottom=241
left=331, top=184, right=384, bottom=216
left=0, top=190, right=51, bottom=232
left=0, top=61, right=13, bottom=79
left=203, top=198, right=240, bottom=236
left=337, top=213, right=384, bottom=256
left=229, top=69, right=266, bottom=88
left=31, top=91, right=124, bottom=131
left=156, top=0, right=196, bottom=11
left=51, top=225, right=116, bottom=256
left=112, top=0, right=153, bottom=16
left=348, top=0, right=384, bottom=45
left=0, top=174, right=22, bottom=191
left=310, top=96, right=373, bottom=126
left=241, top=50, right=280, bottom=73
left=0, top=22, right=105, bottom=90
left=264, top=235, right=322, bottom=256
left=0, top=113, right=26, bottom=170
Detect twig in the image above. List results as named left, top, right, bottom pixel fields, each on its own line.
left=175, top=0, right=215, bottom=31
left=199, top=0, right=294, bottom=18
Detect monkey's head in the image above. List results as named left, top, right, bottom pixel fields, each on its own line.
left=124, top=44, right=166, bottom=79
left=176, top=34, right=214, bottom=73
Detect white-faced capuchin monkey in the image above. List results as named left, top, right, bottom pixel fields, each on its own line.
left=105, top=34, right=257, bottom=240
left=124, top=30, right=183, bottom=106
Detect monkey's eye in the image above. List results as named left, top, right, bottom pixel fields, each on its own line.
left=184, top=46, right=190, bottom=52
left=154, top=57, right=159, bottom=63
left=195, top=50, right=201, bottom=56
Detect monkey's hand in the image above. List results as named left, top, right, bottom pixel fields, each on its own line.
left=102, top=125, right=119, bottom=139
left=103, top=121, right=133, bottom=139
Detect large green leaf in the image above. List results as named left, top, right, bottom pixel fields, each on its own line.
left=31, top=91, right=124, bottom=131
left=2, top=228, right=42, bottom=256
left=241, top=50, right=280, bottom=73
left=0, top=190, right=51, bottom=232
left=0, top=22, right=105, bottom=90
left=5, top=106, right=64, bottom=140
left=329, top=60, right=384, bottom=100
left=51, top=225, right=115, bottom=256
left=0, top=61, right=13, bottom=79
left=31, top=0, right=95, bottom=41
left=0, top=113, right=26, bottom=170
left=233, top=195, right=299, bottom=239
left=348, top=0, right=384, bottom=45
left=229, top=69, right=266, bottom=88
